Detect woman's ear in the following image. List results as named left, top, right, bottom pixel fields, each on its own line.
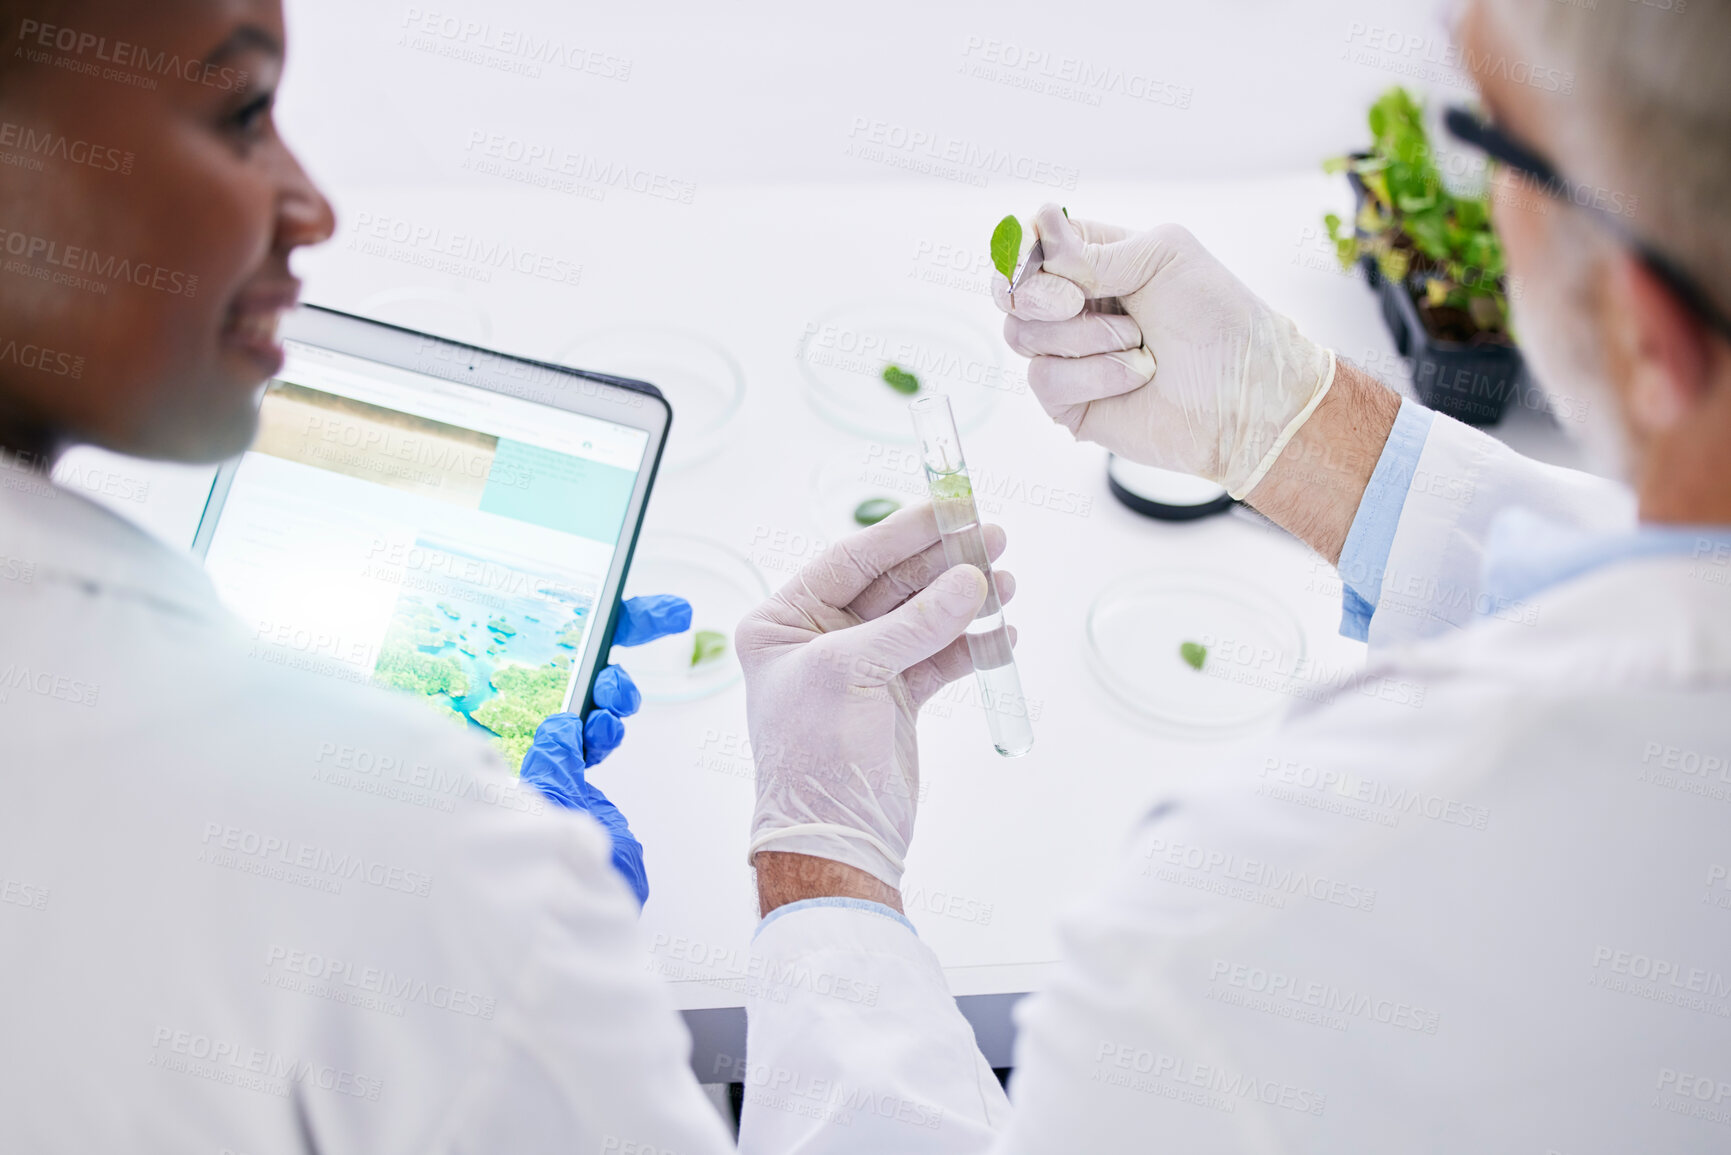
left=1610, top=251, right=1711, bottom=434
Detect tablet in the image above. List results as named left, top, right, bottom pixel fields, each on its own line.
left=192, top=305, right=671, bottom=765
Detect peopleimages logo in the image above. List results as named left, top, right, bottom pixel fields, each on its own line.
left=347, top=211, right=584, bottom=287
left=148, top=1027, right=382, bottom=1101
left=844, top=116, right=1080, bottom=190
left=198, top=821, right=435, bottom=898
left=13, top=19, right=249, bottom=92
left=399, top=8, right=633, bottom=81
left=957, top=36, right=1194, bottom=109
left=1342, top=22, right=1574, bottom=94
left=0, top=227, right=198, bottom=298
left=0, top=338, right=82, bottom=379
left=263, top=944, right=498, bottom=1020
left=1206, top=959, right=1442, bottom=1035
left=0, top=662, right=99, bottom=707
left=0, top=119, right=133, bottom=174
left=461, top=130, right=697, bottom=205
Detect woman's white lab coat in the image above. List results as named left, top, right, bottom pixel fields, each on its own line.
left=0, top=476, right=735, bottom=1152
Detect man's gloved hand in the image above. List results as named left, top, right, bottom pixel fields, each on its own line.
left=737, top=505, right=1014, bottom=890
left=518, top=594, right=692, bottom=908
left=995, top=203, right=1338, bottom=500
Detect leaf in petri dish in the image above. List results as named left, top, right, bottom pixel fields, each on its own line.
left=853, top=497, right=902, bottom=526
left=690, top=629, right=727, bottom=667
left=881, top=363, right=921, bottom=395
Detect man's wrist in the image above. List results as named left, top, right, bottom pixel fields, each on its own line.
left=1244, top=359, right=1401, bottom=565
left=754, top=851, right=904, bottom=918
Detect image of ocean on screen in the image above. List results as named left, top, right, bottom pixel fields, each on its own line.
left=369, top=535, right=600, bottom=766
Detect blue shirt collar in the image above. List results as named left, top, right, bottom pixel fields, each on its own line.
left=1483, top=508, right=1731, bottom=606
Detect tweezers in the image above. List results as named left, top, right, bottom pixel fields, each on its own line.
left=1009, top=239, right=1044, bottom=295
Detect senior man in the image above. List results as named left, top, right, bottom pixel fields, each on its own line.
left=737, top=0, right=1731, bottom=1150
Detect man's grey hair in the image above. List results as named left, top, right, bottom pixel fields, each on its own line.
left=1479, top=0, right=1731, bottom=312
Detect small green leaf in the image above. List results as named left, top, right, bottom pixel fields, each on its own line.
left=1468, top=294, right=1503, bottom=331
left=852, top=497, right=901, bottom=527
left=1061, top=206, right=1070, bottom=219
left=1364, top=171, right=1391, bottom=209
left=1377, top=248, right=1410, bottom=286
left=990, top=214, right=1023, bottom=282
left=929, top=471, right=973, bottom=502
left=690, top=629, right=726, bottom=668
left=1324, top=213, right=1362, bottom=270
left=1394, top=190, right=1438, bottom=216
left=881, top=363, right=920, bottom=395
left=1179, top=641, right=1208, bottom=671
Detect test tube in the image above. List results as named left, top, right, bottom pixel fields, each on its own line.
left=909, top=394, right=1034, bottom=758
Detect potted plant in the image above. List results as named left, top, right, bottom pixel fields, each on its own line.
left=1325, top=87, right=1524, bottom=425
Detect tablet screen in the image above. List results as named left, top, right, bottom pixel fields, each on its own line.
left=203, top=340, right=650, bottom=765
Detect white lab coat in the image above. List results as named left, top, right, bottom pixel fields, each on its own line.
left=0, top=473, right=736, bottom=1153
left=6, top=410, right=1728, bottom=1154
left=741, top=414, right=1731, bottom=1152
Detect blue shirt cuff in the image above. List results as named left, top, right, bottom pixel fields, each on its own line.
left=1336, top=400, right=1436, bottom=642
left=754, top=896, right=918, bottom=940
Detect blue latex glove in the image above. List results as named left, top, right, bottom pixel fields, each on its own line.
left=518, top=594, right=693, bottom=907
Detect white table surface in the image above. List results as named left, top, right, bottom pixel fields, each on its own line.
left=55, top=172, right=1582, bottom=1063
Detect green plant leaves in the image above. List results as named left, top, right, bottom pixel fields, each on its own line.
left=1321, top=85, right=1512, bottom=339
left=1180, top=641, right=1208, bottom=671
left=990, top=215, right=1023, bottom=282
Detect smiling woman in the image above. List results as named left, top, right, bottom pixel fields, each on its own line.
left=0, top=0, right=333, bottom=466
left=0, top=3, right=742, bottom=1151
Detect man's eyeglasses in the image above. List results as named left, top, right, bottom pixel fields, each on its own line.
left=1444, top=104, right=1731, bottom=344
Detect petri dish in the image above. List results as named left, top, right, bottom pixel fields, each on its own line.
left=557, top=327, right=745, bottom=471
left=797, top=302, right=1003, bottom=442
left=808, top=441, right=929, bottom=538
left=1086, top=569, right=1308, bottom=736
left=358, top=286, right=492, bottom=345
left=616, top=534, right=769, bottom=702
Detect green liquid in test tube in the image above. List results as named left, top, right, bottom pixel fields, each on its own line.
left=909, top=394, right=1034, bottom=758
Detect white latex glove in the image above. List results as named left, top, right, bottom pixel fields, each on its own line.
left=995, top=204, right=1337, bottom=500
left=737, top=504, right=1014, bottom=889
